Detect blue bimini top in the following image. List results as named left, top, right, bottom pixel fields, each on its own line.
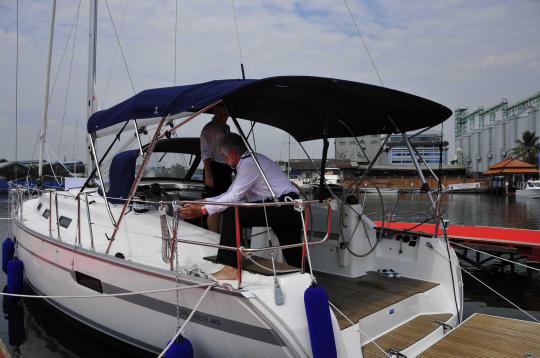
left=87, top=76, right=452, bottom=142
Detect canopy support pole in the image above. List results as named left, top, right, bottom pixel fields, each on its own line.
left=105, top=104, right=216, bottom=254
left=387, top=116, right=436, bottom=209
left=229, top=114, right=277, bottom=200
left=318, top=131, right=329, bottom=202
left=106, top=115, right=169, bottom=254
left=76, top=121, right=129, bottom=199
left=88, top=133, right=117, bottom=226
left=133, top=119, right=144, bottom=157
left=357, top=134, right=390, bottom=183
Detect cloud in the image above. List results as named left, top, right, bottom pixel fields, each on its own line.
left=1, top=0, right=539, bottom=164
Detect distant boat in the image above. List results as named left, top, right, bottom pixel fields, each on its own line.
left=444, top=182, right=486, bottom=193
left=516, top=179, right=540, bottom=199
left=358, top=187, right=399, bottom=194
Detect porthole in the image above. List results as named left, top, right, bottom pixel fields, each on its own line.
left=59, top=216, right=72, bottom=229
left=37, top=203, right=43, bottom=211
left=42, top=209, right=50, bottom=219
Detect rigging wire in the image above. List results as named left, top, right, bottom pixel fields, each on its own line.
left=230, top=0, right=245, bottom=79
left=104, top=0, right=136, bottom=94
left=58, top=0, right=83, bottom=155
left=460, top=266, right=539, bottom=323
left=48, top=3, right=82, bottom=103
left=343, top=0, right=384, bottom=87
left=28, top=1, right=80, bottom=172
left=103, top=0, right=128, bottom=107
left=451, top=242, right=540, bottom=273
left=174, top=0, right=180, bottom=85
left=15, top=0, right=19, bottom=179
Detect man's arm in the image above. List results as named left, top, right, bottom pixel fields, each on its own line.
left=200, top=125, right=214, bottom=188
left=202, top=158, right=214, bottom=188
left=204, top=161, right=258, bottom=215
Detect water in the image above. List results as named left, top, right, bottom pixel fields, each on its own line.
left=0, top=194, right=538, bottom=356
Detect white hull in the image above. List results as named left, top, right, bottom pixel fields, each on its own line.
left=11, top=189, right=463, bottom=357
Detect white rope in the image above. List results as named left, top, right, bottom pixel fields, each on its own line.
left=452, top=241, right=540, bottom=272
left=328, top=301, right=391, bottom=358
left=0, top=218, right=12, bottom=220
left=158, top=284, right=214, bottom=358
left=460, top=266, right=539, bottom=323
left=0, top=282, right=214, bottom=300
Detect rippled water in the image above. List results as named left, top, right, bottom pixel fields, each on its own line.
left=0, top=193, right=538, bottom=357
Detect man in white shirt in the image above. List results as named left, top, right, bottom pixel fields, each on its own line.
left=200, top=103, right=233, bottom=232
left=180, top=133, right=303, bottom=280
left=200, top=103, right=232, bottom=196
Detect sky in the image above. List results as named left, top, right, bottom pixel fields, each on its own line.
left=1, top=0, right=539, bottom=164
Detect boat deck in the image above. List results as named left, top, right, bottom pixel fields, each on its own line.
left=317, top=271, right=439, bottom=329
left=203, top=255, right=300, bottom=276
left=419, top=313, right=540, bottom=358
left=362, top=313, right=452, bottom=358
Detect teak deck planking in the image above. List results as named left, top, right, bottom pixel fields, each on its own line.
left=362, top=313, right=452, bottom=358
left=419, top=313, right=540, bottom=358
left=317, top=271, right=439, bottom=329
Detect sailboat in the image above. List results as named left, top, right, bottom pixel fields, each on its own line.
left=9, top=1, right=463, bottom=357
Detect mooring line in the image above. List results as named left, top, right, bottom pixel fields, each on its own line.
left=452, top=241, right=540, bottom=272
left=328, top=301, right=391, bottom=358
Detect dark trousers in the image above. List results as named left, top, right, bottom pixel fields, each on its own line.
left=204, top=161, right=233, bottom=197
left=216, top=200, right=304, bottom=269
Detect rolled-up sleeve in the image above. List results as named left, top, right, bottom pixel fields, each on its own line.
left=200, top=126, right=213, bottom=161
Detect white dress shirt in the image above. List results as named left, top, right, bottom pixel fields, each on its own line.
left=205, top=152, right=299, bottom=215
left=200, top=118, right=230, bottom=164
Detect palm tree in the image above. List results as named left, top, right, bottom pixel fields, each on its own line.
left=511, top=130, right=540, bottom=164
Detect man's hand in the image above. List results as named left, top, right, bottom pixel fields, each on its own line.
left=179, top=204, right=204, bottom=219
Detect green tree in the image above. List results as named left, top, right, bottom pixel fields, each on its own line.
left=511, top=130, right=540, bottom=164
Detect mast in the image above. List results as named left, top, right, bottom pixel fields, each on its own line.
left=86, top=0, right=98, bottom=177
left=37, top=0, right=57, bottom=179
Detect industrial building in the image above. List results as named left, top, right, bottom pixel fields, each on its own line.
left=455, top=92, right=540, bottom=174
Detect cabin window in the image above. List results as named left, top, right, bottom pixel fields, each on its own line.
left=37, top=203, right=42, bottom=211
left=42, top=209, right=50, bottom=219
left=59, top=216, right=72, bottom=229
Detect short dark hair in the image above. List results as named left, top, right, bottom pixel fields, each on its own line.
left=221, top=133, right=247, bottom=155
left=213, top=102, right=228, bottom=113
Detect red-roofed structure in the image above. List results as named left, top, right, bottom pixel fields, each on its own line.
left=482, top=158, right=538, bottom=175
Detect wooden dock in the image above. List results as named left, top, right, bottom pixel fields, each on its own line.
left=419, top=314, right=540, bottom=358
